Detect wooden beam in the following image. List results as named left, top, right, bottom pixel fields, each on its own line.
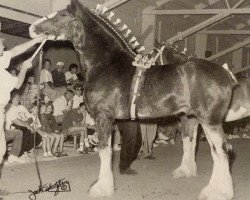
left=224, top=0, right=231, bottom=8
left=143, top=8, right=250, bottom=15
left=167, top=12, right=228, bottom=43
left=101, top=0, right=131, bottom=11
left=232, top=65, right=250, bottom=74
left=233, top=0, right=246, bottom=8
left=0, top=7, right=40, bottom=24
left=0, top=1, right=51, bottom=17
left=206, top=37, right=250, bottom=61
left=200, top=30, right=250, bottom=34
left=156, top=0, right=172, bottom=7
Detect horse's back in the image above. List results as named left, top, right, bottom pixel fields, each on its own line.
left=138, top=59, right=235, bottom=123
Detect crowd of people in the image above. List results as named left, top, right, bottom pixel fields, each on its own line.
left=7, top=56, right=116, bottom=164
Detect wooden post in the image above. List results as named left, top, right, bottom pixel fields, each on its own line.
left=232, top=48, right=243, bottom=70
left=195, top=33, right=207, bottom=58
left=141, top=6, right=156, bottom=53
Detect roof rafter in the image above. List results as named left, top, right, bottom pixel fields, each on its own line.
left=143, top=8, right=250, bottom=15
left=200, top=30, right=250, bottom=34
left=206, top=37, right=250, bottom=61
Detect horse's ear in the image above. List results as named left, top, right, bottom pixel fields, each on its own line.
left=68, top=0, right=80, bottom=13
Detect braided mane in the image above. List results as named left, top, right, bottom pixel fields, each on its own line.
left=90, top=10, right=138, bottom=56
left=72, top=3, right=143, bottom=57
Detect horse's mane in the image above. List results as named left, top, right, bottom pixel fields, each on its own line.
left=70, top=3, right=142, bottom=57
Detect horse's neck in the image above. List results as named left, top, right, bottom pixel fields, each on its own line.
left=163, top=49, right=187, bottom=65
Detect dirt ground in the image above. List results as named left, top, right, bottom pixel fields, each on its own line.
left=0, top=138, right=249, bottom=200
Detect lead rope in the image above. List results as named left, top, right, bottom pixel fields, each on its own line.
left=31, top=40, right=47, bottom=189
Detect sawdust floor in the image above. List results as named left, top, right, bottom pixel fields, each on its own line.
left=0, top=138, right=249, bottom=200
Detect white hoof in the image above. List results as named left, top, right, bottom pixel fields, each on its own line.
left=88, top=179, right=114, bottom=197
left=172, top=166, right=197, bottom=178
left=198, top=185, right=233, bottom=200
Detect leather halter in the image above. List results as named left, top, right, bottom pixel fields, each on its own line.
left=43, top=14, right=79, bottom=40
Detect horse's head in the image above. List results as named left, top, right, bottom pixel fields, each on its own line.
left=29, top=0, right=84, bottom=43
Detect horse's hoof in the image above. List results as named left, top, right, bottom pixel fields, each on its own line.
left=198, top=185, right=233, bottom=200
left=88, top=180, right=114, bottom=197
left=172, top=166, right=197, bottom=178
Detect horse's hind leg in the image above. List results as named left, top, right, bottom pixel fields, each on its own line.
left=172, top=116, right=199, bottom=178
left=198, top=124, right=233, bottom=200
left=88, top=113, right=114, bottom=197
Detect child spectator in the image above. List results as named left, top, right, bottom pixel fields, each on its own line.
left=45, top=103, right=65, bottom=156
left=72, top=84, right=84, bottom=109
left=39, top=103, right=62, bottom=154
left=65, top=64, right=79, bottom=85
left=40, top=59, right=53, bottom=85
left=29, top=103, right=55, bottom=159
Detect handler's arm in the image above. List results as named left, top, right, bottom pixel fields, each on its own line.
left=9, top=35, right=45, bottom=58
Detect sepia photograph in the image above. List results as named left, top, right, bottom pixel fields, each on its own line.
left=0, top=0, right=250, bottom=199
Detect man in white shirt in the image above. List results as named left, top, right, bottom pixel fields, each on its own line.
left=5, top=93, right=34, bottom=164
left=65, top=63, right=79, bottom=85
left=53, top=89, right=74, bottom=123
left=40, top=59, right=53, bottom=84
left=0, top=35, right=46, bottom=188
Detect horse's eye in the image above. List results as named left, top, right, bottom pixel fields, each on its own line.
left=60, top=12, right=67, bottom=17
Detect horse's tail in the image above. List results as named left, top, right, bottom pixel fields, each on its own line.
left=222, top=63, right=238, bottom=87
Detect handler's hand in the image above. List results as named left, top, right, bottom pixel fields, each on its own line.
left=22, top=59, right=33, bottom=70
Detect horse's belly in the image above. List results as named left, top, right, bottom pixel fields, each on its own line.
left=225, top=106, right=248, bottom=122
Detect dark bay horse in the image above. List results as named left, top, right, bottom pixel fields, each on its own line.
left=29, top=1, right=237, bottom=199
left=153, top=41, right=250, bottom=175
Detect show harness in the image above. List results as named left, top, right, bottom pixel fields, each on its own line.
left=130, top=47, right=165, bottom=119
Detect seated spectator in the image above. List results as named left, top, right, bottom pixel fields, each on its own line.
left=72, top=84, right=84, bottom=109
left=5, top=129, right=25, bottom=164
left=65, top=64, right=79, bottom=85
left=29, top=102, right=56, bottom=159
left=62, top=102, right=96, bottom=154
left=51, top=62, right=67, bottom=87
left=40, top=59, right=53, bottom=85
left=53, top=89, right=74, bottom=123
left=45, top=103, right=65, bottom=156
left=41, top=81, right=67, bottom=103
left=5, top=93, right=42, bottom=163
left=19, top=83, right=39, bottom=110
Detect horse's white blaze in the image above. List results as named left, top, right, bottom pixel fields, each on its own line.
left=88, top=136, right=114, bottom=197
left=172, top=124, right=198, bottom=178
left=46, top=12, right=58, bottom=19
left=199, top=124, right=234, bottom=200
left=225, top=106, right=247, bottom=122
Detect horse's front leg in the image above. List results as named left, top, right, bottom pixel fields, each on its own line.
left=172, top=116, right=199, bottom=178
left=88, top=113, right=114, bottom=197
